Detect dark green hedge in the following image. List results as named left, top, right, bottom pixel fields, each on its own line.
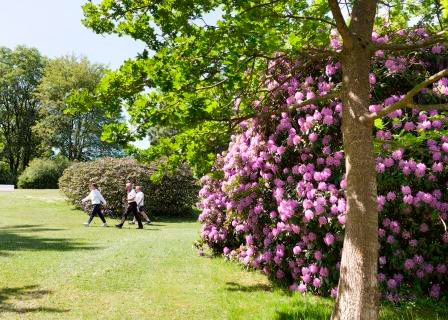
left=17, top=158, right=70, bottom=189
left=0, top=162, right=16, bottom=185
left=59, top=157, right=198, bottom=216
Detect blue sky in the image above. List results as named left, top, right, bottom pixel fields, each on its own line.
left=0, top=0, right=150, bottom=148
left=0, top=0, right=145, bottom=69
left=0, top=1, right=221, bottom=149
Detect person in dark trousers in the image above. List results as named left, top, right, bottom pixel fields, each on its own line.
left=81, top=183, right=108, bottom=227
left=129, top=185, right=151, bottom=225
left=115, top=182, right=143, bottom=229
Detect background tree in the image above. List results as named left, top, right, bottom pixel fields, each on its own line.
left=83, top=1, right=448, bottom=319
left=34, top=55, right=124, bottom=160
left=0, top=46, right=45, bottom=177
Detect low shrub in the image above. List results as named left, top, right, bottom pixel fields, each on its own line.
left=17, top=158, right=70, bottom=189
left=59, top=157, right=198, bottom=216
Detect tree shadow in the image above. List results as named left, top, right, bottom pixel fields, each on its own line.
left=0, top=224, right=66, bottom=232
left=0, top=225, right=98, bottom=254
left=225, top=281, right=273, bottom=292
left=275, top=309, right=330, bottom=320
left=274, top=297, right=333, bottom=320
left=380, top=300, right=448, bottom=320
left=0, top=285, right=69, bottom=314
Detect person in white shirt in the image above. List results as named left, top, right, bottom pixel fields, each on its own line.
left=81, top=183, right=108, bottom=227
left=115, top=182, right=143, bottom=229
left=129, top=186, right=151, bottom=225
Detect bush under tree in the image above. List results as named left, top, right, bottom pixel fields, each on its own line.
left=17, top=158, right=71, bottom=189
left=59, top=157, right=198, bottom=216
left=196, top=35, right=448, bottom=301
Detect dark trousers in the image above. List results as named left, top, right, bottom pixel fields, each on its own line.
left=88, top=204, right=106, bottom=224
left=118, top=202, right=143, bottom=228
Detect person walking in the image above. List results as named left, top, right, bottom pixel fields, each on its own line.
left=129, top=186, right=151, bottom=225
left=115, top=182, right=143, bottom=229
left=81, top=183, right=108, bottom=227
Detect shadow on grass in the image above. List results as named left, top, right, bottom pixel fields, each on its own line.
left=0, top=224, right=66, bottom=232
left=273, top=296, right=448, bottom=320
left=380, top=300, right=448, bottom=320
left=0, top=285, right=69, bottom=314
left=226, top=281, right=273, bottom=292
left=274, top=296, right=333, bottom=320
left=0, top=225, right=98, bottom=254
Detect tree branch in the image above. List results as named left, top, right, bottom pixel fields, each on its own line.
left=238, top=0, right=283, bottom=16
left=405, top=103, right=448, bottom=112
left=374, top=31, right=447, bottom=52
left=196, top=78, right=228, bottom=91
left=328, top=0, right=353, bottom=48
left=360, top=69, right=448, bottom=123
left=271, top=13, right=337, bottom=27
left=208, top=91, right=341, bottom=124
left=283, top=90, right=341, bottom=113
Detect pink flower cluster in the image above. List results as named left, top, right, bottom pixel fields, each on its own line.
left=196, top=29, right=448, bottom=301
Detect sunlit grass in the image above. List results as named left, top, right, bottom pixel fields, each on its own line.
left=0, top=189, right=446, bottom=319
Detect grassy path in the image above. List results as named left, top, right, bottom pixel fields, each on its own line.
left=0, top=190, right=446, bottom=319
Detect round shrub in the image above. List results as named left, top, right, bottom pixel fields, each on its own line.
left=17, top=158, right=70, bottom=189
left=196, top=30, right=448, bottom=301
left=59, top=157, right=198, bottom=216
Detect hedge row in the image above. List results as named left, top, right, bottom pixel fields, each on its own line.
left=59, top=157, right=198, bottom=216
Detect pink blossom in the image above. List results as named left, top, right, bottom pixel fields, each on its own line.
left=387, top=278, right=397, bottom=289
left=404, top=259, right=415, bottom=270
left=436, top=264, right=447, bottom=273
left=419, top=223, right=429, bottom=232
left=293, top=245, right=302, bottom=255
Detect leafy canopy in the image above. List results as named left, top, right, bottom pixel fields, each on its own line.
left=82, top=0, right=447, bottom=177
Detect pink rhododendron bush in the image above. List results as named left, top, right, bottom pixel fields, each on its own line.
left=195, top=29, right=448, bottom=302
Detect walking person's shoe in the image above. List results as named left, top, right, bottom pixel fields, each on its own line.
left=144, top=221, right=151, bottom=225
left=102, top=222, right=108, bottom=227
left=83, top=222, right=90, bottom=227
left=115, top=224, right=123, bottom=229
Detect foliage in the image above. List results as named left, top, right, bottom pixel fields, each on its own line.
left=196, top=35, right=448, bottom=301
left=33, top=55, right=124, bottom=161
left=83, top=2, right=448, bottom=317
left=82, top=0, right=447, bottom=178
left=59, top=157, right=198, bottom=216
left=0, top=46, right=46, bottom=175
left=0, top=161, right=16, bottom=185
left=17, top=158, right=71, bottom=189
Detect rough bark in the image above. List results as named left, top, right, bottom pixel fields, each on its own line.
left=331, top=1, right=379, bottom=319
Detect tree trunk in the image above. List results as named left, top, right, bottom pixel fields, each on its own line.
left=331, top=1, right=379, bottom=319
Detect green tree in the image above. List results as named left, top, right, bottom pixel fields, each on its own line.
left=34, top=55, right=124, bottom=160
left=83, top=1, right=448, bottom=319
left=0, top=46, right=46, bottom=176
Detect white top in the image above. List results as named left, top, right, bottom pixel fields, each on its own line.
left=127, top=189, right=137, bottom=203
left=136, top=191, right=144, bottom=206
left=82, top=189, right=106, bottom=205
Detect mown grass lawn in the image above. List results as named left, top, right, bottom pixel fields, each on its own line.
left=0, top=189, right=446, bottom=320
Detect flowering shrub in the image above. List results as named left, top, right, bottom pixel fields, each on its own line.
left=59, top=157, right=198, bottom=216
left=196, top=29, right=448, bottom=301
